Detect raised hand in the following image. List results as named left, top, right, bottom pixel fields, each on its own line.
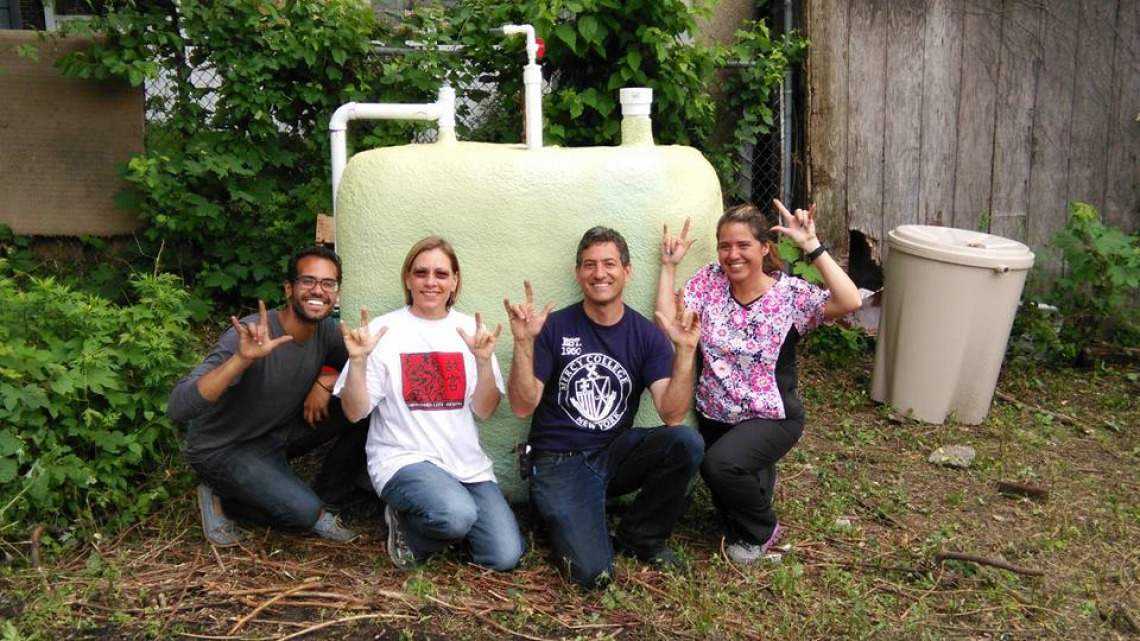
left=503, top=280, right=554, bottom=342
left=771, top=199, right=819, bottom=249
left=457, top=311, right=503, bottom=362
left=340, top=308, right=386, bottom=360
left=661, top=217, right=695, bottom=267
left=654, top=295, right=700, bottom=351
left=232, top=300, right=294, bottom=361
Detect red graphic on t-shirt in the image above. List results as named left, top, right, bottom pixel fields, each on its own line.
left=401, top=352, right=466, bottom=411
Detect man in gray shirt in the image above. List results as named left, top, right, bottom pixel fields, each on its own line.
left=168, top=246, right=365, bottom=546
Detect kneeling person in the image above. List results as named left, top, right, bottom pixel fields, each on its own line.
left=169, top=246, right=366, bottom=546
left=337, top=237, right=525, bottom=572
left=505, top=227, right=703, bottom=589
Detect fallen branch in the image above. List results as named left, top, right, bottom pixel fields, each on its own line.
left=934, top=551, right=1043, bottom=577
left=993, top=391, right=1090, bottom=433
left=229, top=581, right=320, bottom=635
left=996, top=480, right=1049, bottom=501
left=275, top=612, right=414, bottom=641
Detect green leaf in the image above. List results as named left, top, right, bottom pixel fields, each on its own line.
left=0, top=456, right=16, bottom=483
left=626, top=48, right=642, bottom=71
left=0, top=430, right=20, bottom=456
left=578, top=15, right=600, bottom=46
left=554, top=23, right=578, bottom=52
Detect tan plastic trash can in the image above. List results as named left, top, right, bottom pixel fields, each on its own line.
left=871, top=225, right=1035, bottom=424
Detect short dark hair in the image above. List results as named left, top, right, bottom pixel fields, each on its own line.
left=575, top=227, right=630, bottom=266
left=287, top=246, right=342, bottom=282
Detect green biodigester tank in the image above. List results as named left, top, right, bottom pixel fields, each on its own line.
left=335, top=88, right=723, bottom=501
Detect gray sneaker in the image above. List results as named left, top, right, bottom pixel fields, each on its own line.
left=726, top=524, right=782, bottom=567
left=197, top=484, right=243, bottom=547
left=311, top=510, right=360, bottom=543
left=384, top=505, right=417, bottom=571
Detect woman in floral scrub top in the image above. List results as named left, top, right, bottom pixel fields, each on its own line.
left=656, top=201, right=862, bottom=566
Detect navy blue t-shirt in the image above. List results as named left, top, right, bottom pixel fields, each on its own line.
left=529, top=302, right=674, bottom=452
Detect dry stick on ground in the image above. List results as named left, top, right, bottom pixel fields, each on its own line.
left=275, top=612, right=415, bottom=641
left=934, top=551, right=1044, bottom=577
left=229, top=581, right=321, bottom=635
left=157, top=553, right=203, bottom=638
left=996, top=480, right=1050, bottom=500
left=993, top=390, right=1091, bottom=432
left=422, top=593, right=556, bottom=641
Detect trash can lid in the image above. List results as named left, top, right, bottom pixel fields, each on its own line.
left=888, top=225, right=1035, bottom=270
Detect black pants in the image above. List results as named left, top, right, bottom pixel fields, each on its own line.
left=698, top=414, right=803, bottom=545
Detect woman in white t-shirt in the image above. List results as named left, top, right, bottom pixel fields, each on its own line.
left=337, top=236, right=524, bottom=571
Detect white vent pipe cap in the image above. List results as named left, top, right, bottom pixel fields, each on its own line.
left=620, top=87, right=653, bottom=116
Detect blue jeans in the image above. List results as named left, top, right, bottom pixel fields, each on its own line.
left=529, top=425, right=704, bottom=589
left=380, top=462, right=525, bottom=572
left=191, top=399, right=368, bottom=532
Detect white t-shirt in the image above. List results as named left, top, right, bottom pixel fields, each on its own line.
left=334, top=307, right=505, bottom=494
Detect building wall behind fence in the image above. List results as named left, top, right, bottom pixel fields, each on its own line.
left=806, top=0, right=1138, bottom=276
left=0, top=31, right=143, bottom=236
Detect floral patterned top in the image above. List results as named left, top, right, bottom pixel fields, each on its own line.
left=684, top=263, right=830, bottom=423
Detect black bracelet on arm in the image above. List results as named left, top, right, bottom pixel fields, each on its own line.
left=316, top=379, right=333, bottom=393
left=804, top=242, right=829, bottom=264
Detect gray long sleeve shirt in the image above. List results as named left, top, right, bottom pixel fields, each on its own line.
left=167, top=310, right=347, bottom=463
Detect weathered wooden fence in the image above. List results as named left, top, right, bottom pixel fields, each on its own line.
left=805, top=0, right=1138, bottom=273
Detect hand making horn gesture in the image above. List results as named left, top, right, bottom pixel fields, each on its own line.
left=232, top=300, right=294, bottom=361
left=771, top=199, right=818, bottom=250
left=457, top=311, right=503, bottom=362
left=660, top=217, right=696, bottom=267
left=654, top=289, right=700, bottom=351
left=503, top=280, right=554, bottom=342
left=340, top=308, right=386, bottom=360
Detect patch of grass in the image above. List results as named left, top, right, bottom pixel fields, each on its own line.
left=1, top=351, right=1137, bottom=639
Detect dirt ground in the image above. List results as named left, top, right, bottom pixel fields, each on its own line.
left=2, top=351, right=1137, bottom=640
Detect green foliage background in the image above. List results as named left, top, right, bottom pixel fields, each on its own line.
left=1009, top=203, right=1140, bottom=364
left=0, top=257, right=200, bottom=533
left=56, top=0, right=803, bottom=311
left=1, top=0, right=803, bottom=537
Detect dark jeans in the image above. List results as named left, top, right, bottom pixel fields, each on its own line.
left=191, top=398, right=368, bottom=532
left=529, top=425, right=704, bottom=589
left=699, top=414, right=803, bottom=545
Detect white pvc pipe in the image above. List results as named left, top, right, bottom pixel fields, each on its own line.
left=329, top=85, right=456, bottom=219
left=500, top=24, right=543, bottom=150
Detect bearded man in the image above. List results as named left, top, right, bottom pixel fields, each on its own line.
left=169, top=246, right=365, bottom=546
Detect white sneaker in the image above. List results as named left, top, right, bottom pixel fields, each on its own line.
left=726, top=524, right=782, bottom=567
left=311, top=510, right=360, bottom=543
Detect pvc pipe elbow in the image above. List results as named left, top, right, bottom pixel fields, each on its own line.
left=330, top=103, right=355, bottom=132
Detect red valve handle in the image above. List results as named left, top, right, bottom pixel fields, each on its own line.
left=536, top=37, right=545, bottom=59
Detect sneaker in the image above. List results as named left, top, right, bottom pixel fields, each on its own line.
left=384, top=505, right=417, bottom=571
left=311, top=510, right=360, bottom=543
left=615, top=538, right=689, bottom=576
left=725, top=524, right=782, bottom=567
left=645, top=546, right=689, bottom=575
left=197, top=484, right=243, bottom=547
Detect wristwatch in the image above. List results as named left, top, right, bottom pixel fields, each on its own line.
left=804, top=242, right=829, bottom=264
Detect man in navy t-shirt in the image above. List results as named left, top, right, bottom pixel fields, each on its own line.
left=505, top=227, right=703, bottom=589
